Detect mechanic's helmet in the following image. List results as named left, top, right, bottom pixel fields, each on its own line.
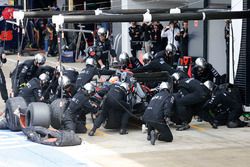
left=109, top=76, right=119, bottom=84
left=142, top=52, right=152, bottom=65
left=172, top=72, right=181, bottom=82
left=58, top=75, right=71, bottom=88
left=55, top=65, right=65, bottom=73
left=165, top=44, right=173, bottom=53
left=204, top=80, right=214, bottom=91
left=67, top=67, right=76, bottom=71
left=88, top=46, right=96, bottom=57
left=120, top=82, right=129, bottom=92
left=195, top=57, right=207, bottom=68
left=97, top=27, right=107, bottom=36
left=86, top=57, right=95, bottom=66
left=83, top=82, right=95, bottom=94
left=159, top=82, right=171, bottom=91
left=119, top=52, right=129, bottom=64
left=39, top=73, right=50, bottom=85
left=34, top=53, right=46, bottom=65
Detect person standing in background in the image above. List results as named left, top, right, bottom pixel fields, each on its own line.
left=129, top=22, right=143, bottom=58
left=178, top=21, right=189, bottom=57
left=0, top=47, right=8, bottom=102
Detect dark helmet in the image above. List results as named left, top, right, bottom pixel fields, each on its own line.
left=119, top=52, right=129, bottom=64
left=34, top=53, right=46, bottom=65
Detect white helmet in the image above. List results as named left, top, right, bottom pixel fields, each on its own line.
left=119, top=52, right=129, bottom=64
left=195, top=57, right=207, bottom=68
left=86, top=58, right=95, bottom=66
left=83, top=83, right=95, bottom=94
left=159, top=82, right=171, bottom=91
left=39, top=73, right=50, bottom=84
left=120, top=82, right=129, bottom=91
left=67, top=67, right=76, bottom=71
left=165, top=44, right=176, bottom=55
left=204, top=80, right=214, bottom=91
left=55, top=65, right=65, bottom=73
left=58, top=75, right=71, bottom=88
left=142, top=52, right=152, bottom=64
left=97, top=27, right=107, bottom=36
left=34, top=53, right=46, bottom=65
left=172, top=72, right=181, bottom=81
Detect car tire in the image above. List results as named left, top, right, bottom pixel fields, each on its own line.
left=50, top=98, right=69, bottom=129
left=26, top=102, right=51, bottom=128
left=5, top=97, right=27, bottom=131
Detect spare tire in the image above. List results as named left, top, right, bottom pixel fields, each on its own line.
left=5, top=97, right=27, bottom=131
left=26, top=102, right=51, bottom=128
left=50, top=98, right=69, bottom=129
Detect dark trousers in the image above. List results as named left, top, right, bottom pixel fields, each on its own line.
left=147, top=121, right=173, bottom=142
left=0, top=69, right=8, bottom=101
left=130, top=42, right=142, bottom=58
left=93, top=98, right=130, bottom=130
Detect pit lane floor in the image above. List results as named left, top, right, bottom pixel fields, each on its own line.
left=0, top=54, right=250, bottom=167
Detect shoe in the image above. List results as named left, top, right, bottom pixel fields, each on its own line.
left=147, top=134, right=151, bottom=141
left=150, top=130, right=157, bottom=145
left=88, top=129, right=96, bottom=136
left=119, top=129, right=128, bottom=135
left=209, top=121, right=218, bottom=129
left=176, top=123, right=190, bottom=131
left=227, top=121, right=238, bottom=128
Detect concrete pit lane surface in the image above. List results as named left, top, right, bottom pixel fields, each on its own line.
left=0, top=54, right=249, bottom=167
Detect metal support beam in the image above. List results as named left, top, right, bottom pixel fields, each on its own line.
left=60, top=10, right=250, bottom=24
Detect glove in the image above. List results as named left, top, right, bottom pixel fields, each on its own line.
left=19, top=83, right=27, bottom=88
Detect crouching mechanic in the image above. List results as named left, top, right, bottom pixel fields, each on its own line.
left=62, top=83, right=98, bottom=133
left=76, top=57, right=115, bottom=90
left=88, top=82, right=131, bottom=136
left=18, top=73, right=50, bottom=104
left=202, top=82, right=247, bottom=128
left=118, top=52, right=142, bottom=70
left=11, top=53, right=46, bottom=96
left=142, top=82, right=174, bottom=145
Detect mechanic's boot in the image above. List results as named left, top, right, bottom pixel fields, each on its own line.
left=147, top=134, right=151, bottom=141
left=88, top=128, right=96, bottom=136
left=227, top=121, right=238, bottom=128
left=209, top=120, right=218, bottom=129
left=150, top=130, right=157, bottom=145
left=0, top=118, right=8, bottom=129
left=176, top=122, right=190, bottom=131
left=119, top=129, right=128, bottom=135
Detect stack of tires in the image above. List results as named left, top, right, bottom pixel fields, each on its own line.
left=5, top=97, right=69, bottom=131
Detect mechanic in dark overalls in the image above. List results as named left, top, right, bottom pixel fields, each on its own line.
left=54, top=75, right=77, bottom=100
left=143, top=82, right=174, bottom=145
left=63, top=83, right=98, bottom=133
left=118, top=52, right=142, bottom=70
left=88, top=82, right=131, bottom=136
left=192, top=57, right=221, bottom=84
left=202, top=82, right=247, bottom=128
left=11, top=53, right=46, bottom=96
left=95, top=27, right=117, bottom=69
left=76, top=58, right=115, bottom=90
left=0, top=48, right=8, bottom=102
left=172, top=72, right=211, bottom=131
left=18, top=73, right=49, bottom=104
